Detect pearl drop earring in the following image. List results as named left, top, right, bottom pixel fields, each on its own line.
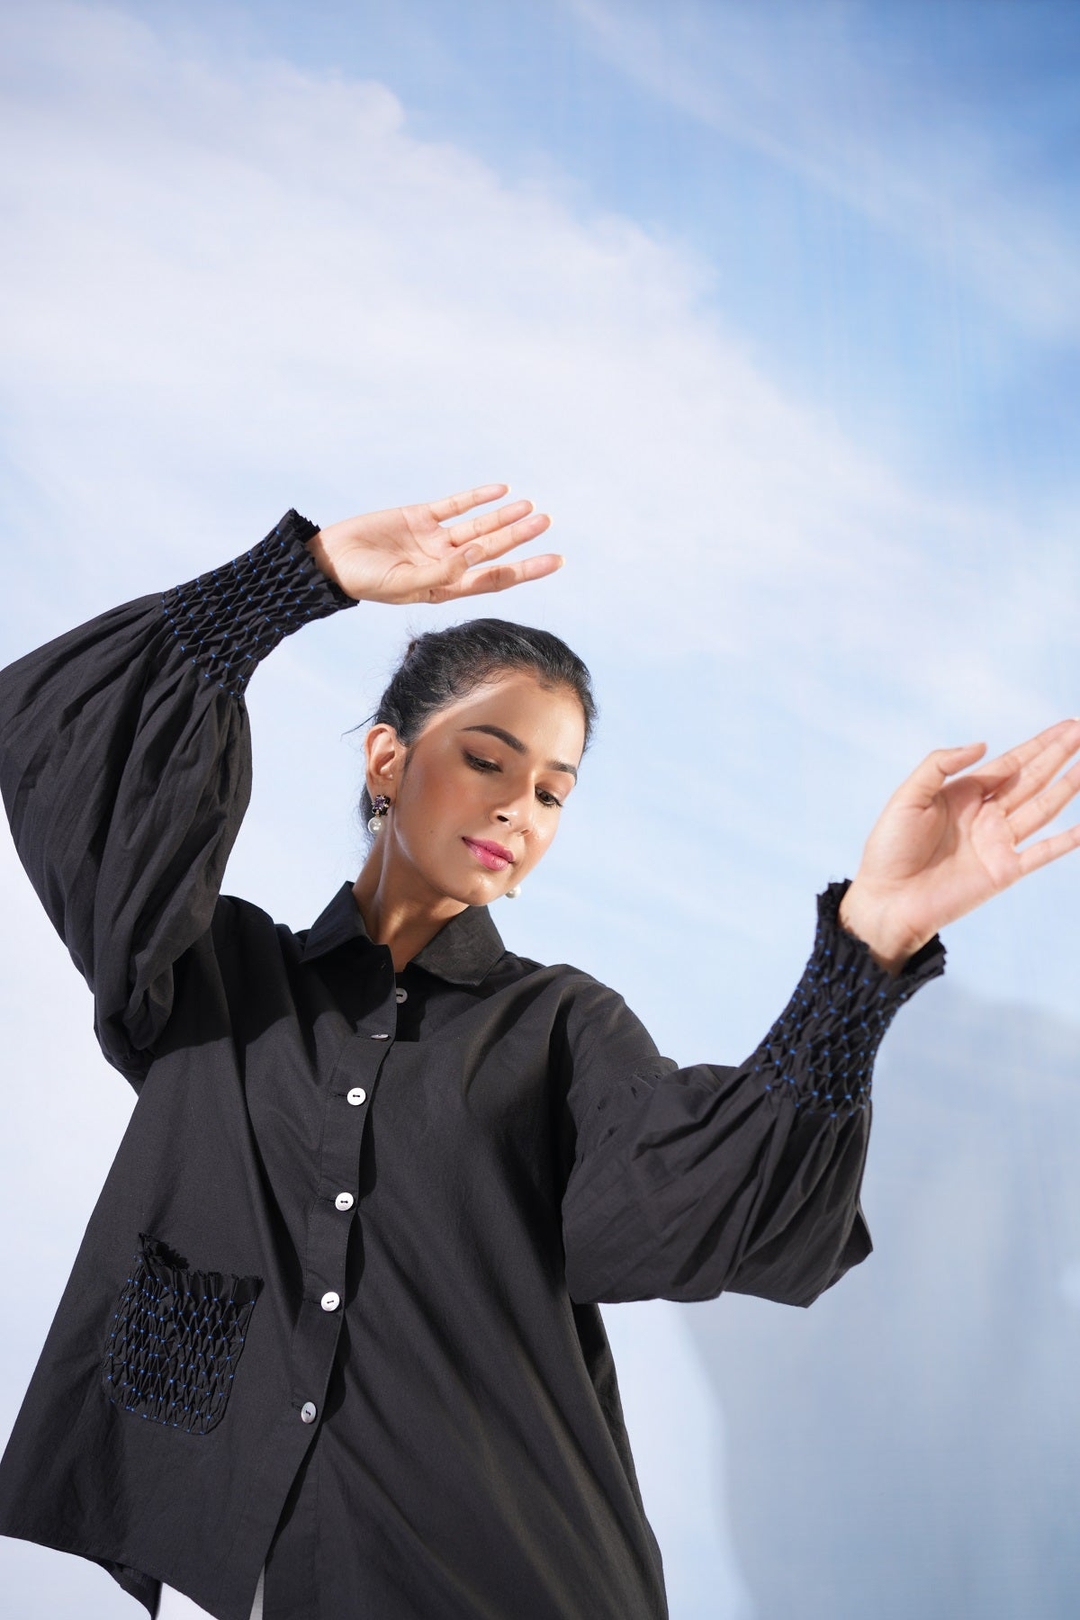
left=367, top=794, right=392, bottom=834
left=504, top=884, right=520, bottom=900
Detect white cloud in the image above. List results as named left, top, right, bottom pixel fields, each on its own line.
left=0, top=0, right=1067, bottom=762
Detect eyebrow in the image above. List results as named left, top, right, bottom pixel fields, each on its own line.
left=461, top=724, right=579, bottom=781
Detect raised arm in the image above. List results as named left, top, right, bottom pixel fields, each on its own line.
left=561, top=719, right=1080, bottom=1308
left=0, top=488, right=557, bottom=1083
left=0, top=511, right=347, bottom=1081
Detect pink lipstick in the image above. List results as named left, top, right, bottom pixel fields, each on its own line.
left=463, top=837, right=515, bottom=872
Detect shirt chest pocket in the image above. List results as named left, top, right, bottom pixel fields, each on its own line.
left=101, top=1234, right=261, bottom=1436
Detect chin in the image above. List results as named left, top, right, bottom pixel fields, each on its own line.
left=423, top=866, right=497, bottom=908
left=460, top=872, right=515, bottom=908
left=460, top=878, right=504, bottom=908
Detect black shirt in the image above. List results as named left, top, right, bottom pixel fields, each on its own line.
left=0, top=511, right=945, bottom=1620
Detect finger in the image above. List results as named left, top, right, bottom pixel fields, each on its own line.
left=935, top=749, right=1054, bottom=805
left=1016, top=818, right=1080, bottom=877
left=980, top=718, right=1080, bottom=791
left=989, top=718, right=1080, bottom=814
left=432, top=553, right=564, bottom=602
left=904, top=743, right=987, bottom=805
left=1008, top=759, right=1080, bottom=843
left=458, top=512, right=552, bottom=567
left=963, top=757, right=1024, bottom=798
left=427, top=484, right=510, bottom=522
left=928, top=722, right=1079, bottom=811
left=443, top=499, right=535, bottom=546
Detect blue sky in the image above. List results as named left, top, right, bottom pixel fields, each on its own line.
left=1, top=3, right=1078, bottom=1616
left=140, top=0, right=1080, bottom=502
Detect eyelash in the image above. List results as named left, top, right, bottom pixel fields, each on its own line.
left=463, top=751, right=564, bottom=809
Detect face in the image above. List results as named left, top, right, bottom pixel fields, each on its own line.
left=364, top=670, right=585, bottom=907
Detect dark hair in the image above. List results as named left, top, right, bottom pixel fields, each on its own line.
left=360, top=618, right=597, bottom=822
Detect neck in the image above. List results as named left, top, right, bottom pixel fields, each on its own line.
left=352, top=846, right=467, bottom=973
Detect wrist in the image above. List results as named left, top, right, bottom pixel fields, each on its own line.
left=837, top=880, right=926, bottom=975
left=306, top=528, right=362, bottom=601
left=162, top=510, right=355, bottom=697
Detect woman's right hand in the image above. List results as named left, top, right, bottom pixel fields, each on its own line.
left=307, top=484, right=561, bottom=605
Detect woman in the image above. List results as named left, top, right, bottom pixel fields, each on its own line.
left=0, top=486, right=1077, bottom=1620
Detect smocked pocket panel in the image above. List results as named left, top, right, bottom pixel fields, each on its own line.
left=102, top=1234, right=261, bottom=1435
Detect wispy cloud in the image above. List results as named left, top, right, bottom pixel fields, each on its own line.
left=0, top=0, right=1066, bottom=754
left=567, top=0, right=1080, bottom=341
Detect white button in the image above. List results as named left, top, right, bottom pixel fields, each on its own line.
left=346, top=1087, right=367, bottom=1106
left=370, top=1032, right=390, bottom=1040
left=395, top=987, right=408, bottom=1004
left=320, top=1291, right=340, bottom=1312
left=334, top=1191, right=355, bottom=1211
left=300, top=1401, right=317, bottom=1424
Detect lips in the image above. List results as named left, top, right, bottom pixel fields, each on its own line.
left=462, top=837, right=515, bottom=872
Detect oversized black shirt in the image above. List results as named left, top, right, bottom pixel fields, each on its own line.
left=0, top=511, right=945, bottom=1620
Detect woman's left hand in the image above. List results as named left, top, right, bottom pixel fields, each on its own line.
left=838, top=718, right=1080, bottom=972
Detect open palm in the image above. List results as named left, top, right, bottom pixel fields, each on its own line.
left=843, top=718, right=1080, bottom=965
left=310, top=484, right=560, bottom=605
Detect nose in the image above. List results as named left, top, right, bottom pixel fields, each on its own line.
left=494, top=794, right=532, bottom=832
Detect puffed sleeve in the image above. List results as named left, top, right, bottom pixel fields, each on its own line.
left=559, top=882, right=945, bottom=1308
left=0, top=510, right=355, bottom=1084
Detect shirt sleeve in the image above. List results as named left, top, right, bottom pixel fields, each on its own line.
left=559, top=882, right=945, bottom=1308
left=0, top=509, right=356, bottom=1084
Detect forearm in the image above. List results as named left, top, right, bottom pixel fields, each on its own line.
left=163, top=508, right=357, bottom=694
left=562, top=883, right=946, bottom=1306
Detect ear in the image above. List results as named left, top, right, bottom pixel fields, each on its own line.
left=364, top=723, right=406, bottom=800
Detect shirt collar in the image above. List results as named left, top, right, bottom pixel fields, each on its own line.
left=301, top=882, right=508, bottom=987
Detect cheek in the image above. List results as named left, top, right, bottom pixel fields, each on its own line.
left=401, top=757, right=473, bottom=836
left=521, top=818, right=559, bottom=871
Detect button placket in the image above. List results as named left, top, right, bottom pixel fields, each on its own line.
left=290, top=1030, right=392, bottom=1426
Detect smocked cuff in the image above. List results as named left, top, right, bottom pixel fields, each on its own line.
left=753, top=879, right=946, bottom=1121
left=161, top=509, right=357, bottom=697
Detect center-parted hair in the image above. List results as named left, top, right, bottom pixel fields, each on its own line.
left=360, top=618, right=597, bottom=823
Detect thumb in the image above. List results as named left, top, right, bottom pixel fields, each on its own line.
left=904, top=742, right=987, bottom=804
